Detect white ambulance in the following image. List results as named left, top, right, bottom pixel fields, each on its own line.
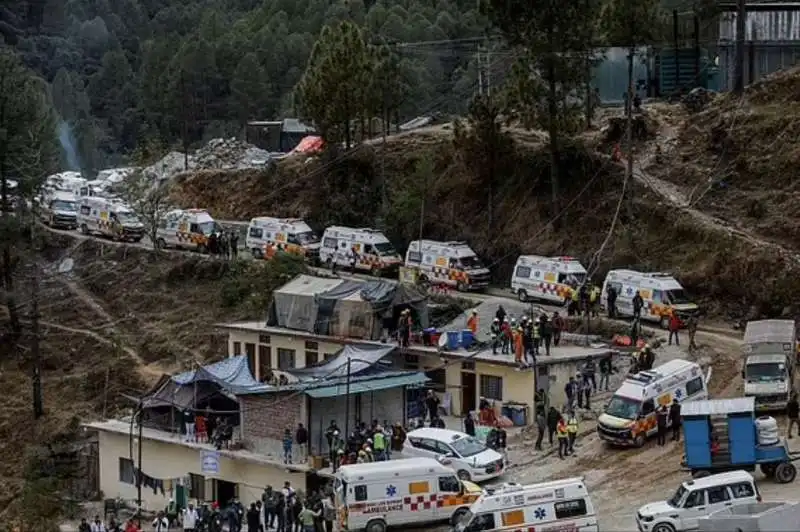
left=602, top=269, right=699, bottom=328
left=245, top=217, right=320, bottom=262
left=455, top=479, right=598, bottom=532
left=155, top=208, right=220, bottom=252
left=334, top=457, right=483, bottom=532
left=597, top=359, right=711, bottom=447
left=404, top=240, right=491, bottom=291
left=77, top=197, right=145, bottom=242
left=320, top=226, right=402, bottom=275
left=510, top=255, right=587, bottom=304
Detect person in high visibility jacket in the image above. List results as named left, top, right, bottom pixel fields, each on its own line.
left=373, top=427, right=387, bottom=461
left=569, top=288, right=580, bottom=316
left=589, top=285, right=601, bottom=317
left=566, top=411, right=579, bottom=454
left=556, top=416, right=569, bottom=459
left=467, top=310, right=479, bottom=335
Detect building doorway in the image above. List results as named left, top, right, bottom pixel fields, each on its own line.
left=461, top=372, right=477, bottom=415
left=214, top=479, right=237, bottom=506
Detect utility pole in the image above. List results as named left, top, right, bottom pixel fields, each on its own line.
left=485, top=43, right=491, bottom=97
left=136, top=399, right=143, bottom=512
left=477, top=44, right=484, bottom=97
left=734, top=0, right=746, bottom=93
left=344, top=357, right=351, bottom=440
left=625, top=46, right=635, bottom=214
left=30, top=203, right=43, bottom=419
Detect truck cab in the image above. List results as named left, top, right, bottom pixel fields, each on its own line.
left=741, top=320, right=796, bottom=411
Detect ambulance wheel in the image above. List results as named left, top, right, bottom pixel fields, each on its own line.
left=660, top=316, right=670, bottom=330
left=633, top=433, right=646, bottom=448
left=456, top=469, right=471, bottom=481
left=451, top=507, right=469, bottom=526
left=518, top=289, right=528, bottom=302
left=652, top=523, right=676, bottom=532
left=80, top=224, right=88, bottom=235
left=775, top=462, right=796, bottom=484
left=156, top=238, right=167, bottom=250
left=365, top=519, right=387, bottom=532
left=252, top=247, right=263, bottom=259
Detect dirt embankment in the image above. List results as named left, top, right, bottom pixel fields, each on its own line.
left=171, top=111, right=800, bottom=320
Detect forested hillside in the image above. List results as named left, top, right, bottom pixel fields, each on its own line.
left=0, top=0, right=486, bottom=174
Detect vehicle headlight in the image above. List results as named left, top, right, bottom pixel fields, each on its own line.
left=642, top=515, right=654, bottom=522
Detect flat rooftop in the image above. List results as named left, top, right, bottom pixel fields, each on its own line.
left=85, top=419, right=311, bottom=473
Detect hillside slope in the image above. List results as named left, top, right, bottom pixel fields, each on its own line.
left=171, top=110, right=800, bottom=319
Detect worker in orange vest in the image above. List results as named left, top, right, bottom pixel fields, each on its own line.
left=513, top=324, right=525, bottom=366
left=466, top=309, right=479, bottom=335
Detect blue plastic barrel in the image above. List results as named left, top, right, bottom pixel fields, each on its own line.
left=460, top=329, right=475, bottom=349
left=512, top=407, right=527, bottom=426
left=446, top=331, right=460, bottom=350
left=501, top=405, right=512, bottom=419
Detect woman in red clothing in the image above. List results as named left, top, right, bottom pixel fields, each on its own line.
left=668, top=311, right=682, bottom=346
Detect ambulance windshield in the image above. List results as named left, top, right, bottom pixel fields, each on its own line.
left=374, top=242, right=397, bottom=255
left=459, top=256, right=484, bottom=270
left=52, top=200, right=77, bottom=212
left=197, top=221, right=217, bottom=235
left=294, top=231, right=319, bottom=245
left=116, top=211, right=138, bottom=223
left=665, top=289, right=691, bottom=305
left=605, top=395, right=641, bottom=420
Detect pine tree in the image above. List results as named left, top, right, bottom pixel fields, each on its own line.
left=230, top=52, right=270, bottom=130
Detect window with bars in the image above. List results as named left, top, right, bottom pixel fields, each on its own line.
left=479, top=374, right=503, bottom=401
left=277, top=348, right=296, bottom=370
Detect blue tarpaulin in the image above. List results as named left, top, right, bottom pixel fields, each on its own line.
left=172, top=355, right=260, bottom=395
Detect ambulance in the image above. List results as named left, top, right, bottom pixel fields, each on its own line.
left=155, top=208, right=221, bottom=252
left=77, top=197, right=145, bottom=242
left=602, top=269, right=699, bottom=329
left=510, top=255, right=587, bottom=304
left=334, top=457, right=482, bottom=532
left=404, top=240, right=491, bottom=291
left=245, top=217, right=320, bottom=262
left=320, top=226, right=402, bottom=275
left=455, top=479, right=598, bottom=532
left=597, top=359, right=711, bottom=447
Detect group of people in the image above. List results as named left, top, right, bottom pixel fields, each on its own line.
left=181, top=410, right=235, bottom=451
left=567, top=283, right=602, bottom=317
left=206, top=230, right=239, bottom=258
left=321, top=419, right=407, bottom=471
left=259, top=483, right=336, bottom=532
left=490, top=305, right=565, bottom=365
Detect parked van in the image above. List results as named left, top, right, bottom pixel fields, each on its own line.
left=39, top=190, right=78, bottom=230
left=78, top=197, right=144, bottom=242
left=155, top=208, right=221, bottom=252
left=636, top=471, right=760, bottom=532
left=245, top=217, right=320, bottom=261
left=510, top=255, right=587, bottom=304
left=602, top=269, right=699, bottom=328
left=334, top=457, right=482, bottom=532
left=404, top=240, right=490, bottom=291
left=320, top=226, right=402, bottom=275
left=456, top=479, right=598, bottom=532
left=598, top=359, right=710, bottom=447
left=742, top=320, right=797, bottom=411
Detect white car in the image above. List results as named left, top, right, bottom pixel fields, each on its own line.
left=402, top=427, right=504, bottom=482
left=635, top=470, right=760, bottom=532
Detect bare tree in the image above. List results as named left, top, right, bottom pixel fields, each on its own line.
left=118, top=171, right=171, bottom=251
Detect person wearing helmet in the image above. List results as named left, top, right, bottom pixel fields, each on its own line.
left=490, top=318, right=501, bottom=354
left=467, top=309, right=479, bottom=334
left=501, top=317, right=512, bottom=354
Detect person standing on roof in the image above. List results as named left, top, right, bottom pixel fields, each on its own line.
left=502, top=318, right=512, bottom=354
left=552, top=311, right=564, bottom=346
left=467, top=309, right=479, bottom=335
left=490, top=318, right=501, bottom=354
left=521, top=316, right=532, bottom=357
left=606, top=285, right=617, bottom=318
left=513, top=323, right=525, bottom=367
left=557, top=415, right=569, bottom=459
left=668, top=311, right=681, bottom=346
left=532, top=316, right=542, bottom=357
left=496, top=305, right=506, bottom=323
left=632, top=291, right=644, bottom=319
left=540, top=314, right=552, bottom=356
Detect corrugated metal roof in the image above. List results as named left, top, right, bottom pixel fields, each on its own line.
left=305, top=372, right=429, bottom=398
left=719, top=10, right=800, bottom=41
left=276, top=274, right=343, bottom=297
left=681, top=397, right=755, bottom=417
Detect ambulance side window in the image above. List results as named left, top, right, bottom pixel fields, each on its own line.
left=554, top=499, right=588, bottom=519
left=407, top=251, right=422, bottom=264
left=323, top=237, right=337, bottom=249
left=652, top=290, right=664, bottom=303
left=80, top=205, right=91, bottom=215
left=189, top=223, right=199, bottom=233
left=686, top=376, right=704, bottom=397
left=641, top=399, right=655, bottom=416
left=364, top=244, right=375, bottom=255
left=354, top=485, right=367, bottom=502
left=438, top=476, right=460, bottom=493
left=515, top=266, right=531, bottom=279
left=249, top=227, right=263, bottom=238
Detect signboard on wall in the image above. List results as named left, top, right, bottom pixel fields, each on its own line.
left=201, top=450, right=220, bottom=475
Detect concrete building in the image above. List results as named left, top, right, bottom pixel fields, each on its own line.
left=86, top=348, right=427, bottom=511
left=219, top=278, right=620, bottom=427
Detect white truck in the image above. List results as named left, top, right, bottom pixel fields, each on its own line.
left=741, top=319, right=797, bottom=411
left=699, top=501, right=799, bottom=532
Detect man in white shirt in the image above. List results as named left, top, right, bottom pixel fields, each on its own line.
left=90, top=516, right=107, bottom=532
left=152, top=511, right=169, bottom=532
left=182, top=503, right=199, bottom=532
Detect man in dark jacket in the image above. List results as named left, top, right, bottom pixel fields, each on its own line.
left=632, top=291, right=644, bottom=319
left=606, top=285, right=617, bottom=318
left=463, top=412, right=476, bottom=436
left=598, top=354, right=612, bottom=391
left=546, top=406, right=561, bottom=445
left=295, top=423, right=309, bottom=463
left=262, top=486, right=277, bottom=529
left=656, top=404, right=669, bottom=446
left=540, top=315, right=553, bottom=356
left=669, top=399, right=682, bottom=441
left=788, top=394, right=799, bottom=439
left=247, top=503, right=261, bottom=532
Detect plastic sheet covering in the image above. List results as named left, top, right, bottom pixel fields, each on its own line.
left=291, top=344, right=396, bottom=379
left=268, top=275, right=344, bottom=331
left=170, top=355, right=260, bottom=395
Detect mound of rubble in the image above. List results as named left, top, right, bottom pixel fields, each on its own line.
left=143, top=138, right=272, bottom=183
